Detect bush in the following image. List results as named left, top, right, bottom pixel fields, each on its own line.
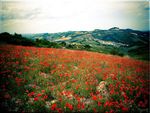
left=109, top=48, right=125, bottom=57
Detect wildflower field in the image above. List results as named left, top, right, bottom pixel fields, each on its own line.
left=0, top=44, right=149, bottom=113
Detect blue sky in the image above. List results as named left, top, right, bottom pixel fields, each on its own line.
left=0, top=0, right=149, bottom=33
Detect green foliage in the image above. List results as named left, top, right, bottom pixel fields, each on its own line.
left=48, top=42, right=62, bottom=48
left=109, top=47, right=125, bottom=57
left=84, top=44, right=91, bottom=50
left=35, top=38, right=49, bottom=47
left=0, top=32, right=35, bottom=46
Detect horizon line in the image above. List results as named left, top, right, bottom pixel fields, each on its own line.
left=0, top=27, right=149, bottom=34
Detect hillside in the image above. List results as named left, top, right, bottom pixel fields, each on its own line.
left=0, top=28, right=149, bottom=60
left=23, top=27, right=149, bottom=60
left=0, top=45, right=149, bottom=112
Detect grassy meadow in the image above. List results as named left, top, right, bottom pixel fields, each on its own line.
left=0, top=44, right=149, bottom=113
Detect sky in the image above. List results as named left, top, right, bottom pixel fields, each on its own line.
left=0, top=0, right=149, bottom=33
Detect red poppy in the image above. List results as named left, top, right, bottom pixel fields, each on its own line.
left=93, top=108, right=97, bottom=113
left=34, top=97, right=38, bottom=101
left=77, top=103, right=85, bottom=110
left=51, top=103, right=57, bottom=110
left=42, top=90, right=45, bottom=93
left=59, top=74, right=63, bottom=77
left=28, top=92, right=35, bottom=97
left=86, top=87, right=89, bottom=90
left=92, top=95, right=97, bottom=101
left=43, top=95, right=48, bottom=99
left=4, top=93, right=11, bottom=99
left=37, top=93, right=42, bottom=97
left=65, top=103, right=73, bottom=110
left=138, top=101, right=145, bottom=108
left=98, top=102, right=101, bottom=106
left=85, top=81, right=89, bottom=85
left=121, top=107, right=128, bottom=112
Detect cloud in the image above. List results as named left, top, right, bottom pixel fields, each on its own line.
left=0, top=0, right=74, bottom=21
left=0, top=9, right=41, bottom=20
left=0, top=0, right=149, bottom=33
left=0, top=1, right=42, bottom=21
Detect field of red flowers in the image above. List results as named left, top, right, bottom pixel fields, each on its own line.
left=0, top=44, right=149, bottom=113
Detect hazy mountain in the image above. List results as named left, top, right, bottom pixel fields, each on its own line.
left=1, top=27, right=149, bottom=60
left=23, top=27, right=149, bottom=46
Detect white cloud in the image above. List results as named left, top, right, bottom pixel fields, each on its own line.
left=0, top=0, right=149, bottom=33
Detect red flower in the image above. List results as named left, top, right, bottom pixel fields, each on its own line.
left=65, top=73, right=70, bottom=77
left=28, top=92, right=35, bottom=97
left=4, top=93, right=11, bottom=99
left=98, top=102, right=101, bottom=106
left=77, top=103, right=85, bottom=110
left=93, top=108, right=97, bottom=113
left=76, top=97, right=81, bottom=102
left=56, top=108, right=62, bottom=113
left=43, top=95, right=48, bottom=99
left=109, top=110, right=114, bottom=113
left=65, top=103, right=73, bottom=110
left=24, top=52, right=30, bottom=57
left=37, top=93, right=42, bottom=97
left=92, top=95, right=97, bottom=101
left=59, top=74, right=63, bottom=77
left=58, top=98, right=62, bottom=102
left=104, top=101, right=112, bottom=107
left=98, top=95, right=103, bottom=100
left=76, top=85, right=80, bottom=90
left=85, top=81, right=89, bottom=85
left=51, top=103, right=57, bottom=110
left=15, top=77, right=22, bottom=86
left=42, top=90, right=45, bottom=93
left=138, top=101, right=145, bottom=108
left=34, top=97, right=38, bottom=101
left=121, top=107, right=128, bottom=112
left=72, top=79, right=77, bottom=83
left=81, top=103, right=85, bottom=109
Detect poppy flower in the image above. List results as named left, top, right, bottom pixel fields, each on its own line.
left=34, top=97, right=38, bottom=101
left=65, top=103, right=73, bottom=110
left=51, top=103, right=57, bottom=110
left=37, top=93, right=42, bottom=97
left=92, top=95, right=97, bottom=101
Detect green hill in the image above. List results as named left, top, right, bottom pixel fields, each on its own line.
left=1, top=27, right=149, bottom=60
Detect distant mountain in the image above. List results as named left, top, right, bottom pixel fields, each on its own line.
left=23, top=27, right=149, bottom=46
left=1, top=27, right=149, bottom=60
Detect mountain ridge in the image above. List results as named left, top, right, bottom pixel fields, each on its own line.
left=22, top=27, right=149, bottom=48
left=0, top=27, right=149, bottom=60
left=22, top=27, right=149, bottom=60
